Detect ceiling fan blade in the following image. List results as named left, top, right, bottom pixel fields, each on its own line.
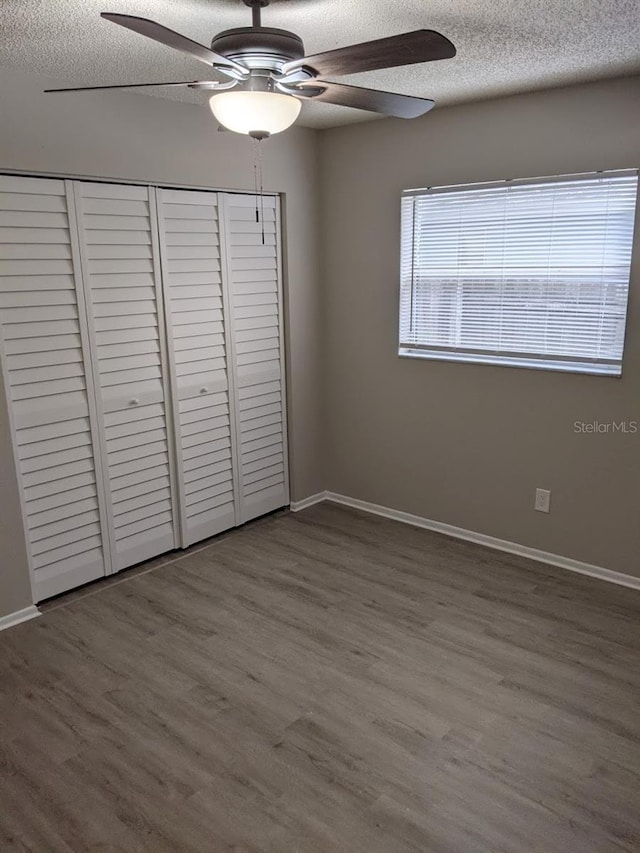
left=281, top=30, right=455, bottom=78
left=44, top=80, right=230, bottom=93
left=290, top=81, right=435, bottom=119
left=101, top=14, right=247, bottom=78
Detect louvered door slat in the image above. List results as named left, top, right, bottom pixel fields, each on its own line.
left=157, top=188, right=236, bottom=546
left=221, top=194, right=289, bottom=523
left=75, top=182, right=177, bottom=570
left=0, top=176, right=108, bottom=599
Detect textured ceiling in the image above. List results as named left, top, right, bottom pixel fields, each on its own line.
left=1, top=0, right=639, bottom=128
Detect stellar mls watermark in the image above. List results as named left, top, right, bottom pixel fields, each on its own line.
left=574, top=420, right=638, bottom=434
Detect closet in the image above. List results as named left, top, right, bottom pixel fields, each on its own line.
left=0, top=173, right=289, bottom=602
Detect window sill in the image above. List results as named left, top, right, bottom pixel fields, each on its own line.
left=398, top=348, right=621, bottom=377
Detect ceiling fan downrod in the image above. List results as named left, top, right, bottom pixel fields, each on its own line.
left=243, top=0, right=270, bottom=29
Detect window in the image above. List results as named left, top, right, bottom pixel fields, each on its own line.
left=400, top=170, right=638, bottom=375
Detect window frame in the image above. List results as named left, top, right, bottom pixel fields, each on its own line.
left=399, top=170, right=639, bottom=377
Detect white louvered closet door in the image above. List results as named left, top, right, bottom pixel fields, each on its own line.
left=157, top=189, right=237, bottom=546
left=73, top=182, right=177, bottom=571
left=0, top=176, right=109, bottom=600
left=220, top=194, right=289, bottom=523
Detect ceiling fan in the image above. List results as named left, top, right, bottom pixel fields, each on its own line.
left=45, top=0, right=456, bottom=138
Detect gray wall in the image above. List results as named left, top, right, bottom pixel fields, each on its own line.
left=0, top=67, right=323, bottom=616
left=319, top=76, right=640, bottom=578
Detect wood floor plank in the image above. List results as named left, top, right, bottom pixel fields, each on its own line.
left=1, top=502, right=639, bottom=851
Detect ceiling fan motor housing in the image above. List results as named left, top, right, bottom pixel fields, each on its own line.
left=211, top=27, right=306, bottom=74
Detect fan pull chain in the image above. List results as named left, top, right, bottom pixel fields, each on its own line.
left=252, top=139, right=266, bottom=245
left=253, top=141, right=259, bottom=225
left=258, top=139, right=265, bottom=245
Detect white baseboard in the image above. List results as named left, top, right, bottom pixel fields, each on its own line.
left=290, top=491, right=329, bottom=512
left=0, top=604, right=40, bottom=632
left=294, top=490, right=640, bottom=592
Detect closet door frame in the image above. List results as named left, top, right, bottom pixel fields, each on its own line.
left=273, top=198, right=291, bottom=510
left=219, top=192, right=290, bottom=525
left=71, top=182, right=181, bottom=573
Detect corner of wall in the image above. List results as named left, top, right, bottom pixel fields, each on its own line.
left=315, top=124, right=334, bottom=498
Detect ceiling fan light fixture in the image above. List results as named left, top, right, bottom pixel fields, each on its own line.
left=209, top=90, right=301, bottom=137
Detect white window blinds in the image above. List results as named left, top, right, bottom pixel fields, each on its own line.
left=400, top=171, right=638, bottom=375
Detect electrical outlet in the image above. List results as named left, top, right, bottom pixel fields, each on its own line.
left=535, top=488, right=551, bottom=513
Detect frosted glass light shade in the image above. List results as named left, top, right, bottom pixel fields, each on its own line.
left=209, top=91, right=301, bottom=136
